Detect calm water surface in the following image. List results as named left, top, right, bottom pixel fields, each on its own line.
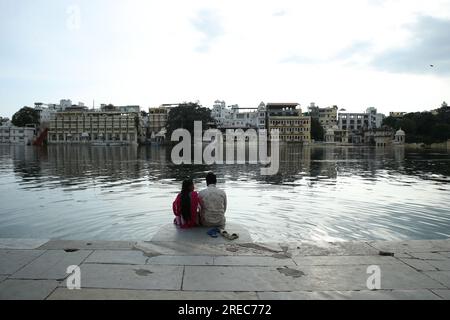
left=0, top=144, right=449, bottom=242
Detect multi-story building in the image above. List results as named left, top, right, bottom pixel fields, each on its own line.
left=34, top=100, right=90, bottom=125
left=338, top=107, right=384, bottom=132
left=34, top=103, right=57, bottom=124
left=60, top=99, right=73, bottom=110
left=266, top=103, right=311, bottom=143
left=0, top=124, right=36, bottom=145
left=149, top=105, right=170, bottom=138
left=211, top=101, right=266, bottom=130
left=308, top=103, right=338, bottom=129
left=211, top=100, right=231, bottom=127
left=48, top=109, right=138, bottom=144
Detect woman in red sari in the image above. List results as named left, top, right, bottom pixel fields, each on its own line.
left=172, top=179, right=200, bottom=228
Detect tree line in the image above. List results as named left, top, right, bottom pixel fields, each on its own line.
left=383, top=102, right=450, bottom=144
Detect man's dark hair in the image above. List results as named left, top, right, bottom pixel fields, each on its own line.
left=206, top=172, right=217, bottom=186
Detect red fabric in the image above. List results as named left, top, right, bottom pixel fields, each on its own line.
left=172, top=191, right=200, bottom=228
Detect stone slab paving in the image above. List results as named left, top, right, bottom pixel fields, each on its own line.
left=48, top=288, right=258, bottom=300
left=70, top=263, right=183, bottom=290
left=426, top=259, right=450, bottom=271
left=0, top=249, right=45, bottom=274
left=257, top=289, right=441, bottom=300
left=147, top=255, right=214, bottom=265
left=38, top=240, right=137, bottom=250
left=0, top=279, right=59, bottom=300
left=151, top=223, right=252, bottom=244
left=293, top=255, right=399, bottom=266
left=424, top=271, right=450, bottom=288
left=11, top=250, right=92, bottom=280
left=369, top=239, right=450, bottom=254
left=1, top=236, right=450, bottom=300
left=213, top=256, right=295, bottom=266
left=431, top=290, right=450, bottom=299
left=183, top=263, right=445, bottom=292
left=0, top=238, right=49, bottom=250
left=281, top=241, right=380, bottom=257
left=393, top=253, right=412, bottom=258
left=438, top=252, right=450, bottom=258
left=85, top=250, right=148, bottom=265
left=408, top=252, right=448, bottom=260
left=399, top=258, right=438, bottom=271
left=134, top=241, right=285, bottom=257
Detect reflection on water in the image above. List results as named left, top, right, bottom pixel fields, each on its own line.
left=0, top=144, right=449, bottom=242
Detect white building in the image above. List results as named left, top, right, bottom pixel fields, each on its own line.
left=34, top=100, right=90, bottom=125
left=34, top=103, right=57, bottom=124
left=211, top=100, right=266, bottom=130
left=60, top=99, right=72, bottom=110
left=0, top=124, right=36, bottom=145
left=338, top=107, right=385, bottom=132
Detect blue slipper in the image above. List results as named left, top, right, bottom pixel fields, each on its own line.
left=207, top=228, right=220, bottom=238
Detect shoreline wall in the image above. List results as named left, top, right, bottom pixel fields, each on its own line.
left=405, top=139, right=450, bottom=151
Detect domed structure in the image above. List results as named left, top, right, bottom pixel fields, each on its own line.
left=395, top=128, right=405, bottom=136
left=394, top=128, right=405, bottom=144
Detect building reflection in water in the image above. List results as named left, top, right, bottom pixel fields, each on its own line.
left=3, top=143, right=450, bottom=191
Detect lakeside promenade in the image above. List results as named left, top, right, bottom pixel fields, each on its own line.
left=1, top=224, right=450, bottom=300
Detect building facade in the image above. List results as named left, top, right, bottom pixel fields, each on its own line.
left=363, top=128, right=395, bottom=147
left=338, top=108, right=384, bottom=132
left=211, top=101, right=266, bottom=130
left=149, top=106, right=170, bottom=141
left=48, top=110, right=138, bottom=144
left=325, top=126, right=349, bottom=144
left=266, top=103, right=311, bottom=143
left=308, top=103, right=338, bottom=129
left=0, top=125, right=36, bottom=145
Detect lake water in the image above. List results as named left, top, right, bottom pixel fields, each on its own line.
left=0, top=144, right=449, bottom=242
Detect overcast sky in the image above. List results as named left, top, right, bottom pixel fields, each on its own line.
left=1, top=0, right=450, bottom=118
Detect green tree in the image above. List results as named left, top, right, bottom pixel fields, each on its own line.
left=166, top=102, right=214, bottom=139
left=310, top=118, right=324, bottom=141
left=431, top=124, right=450, bottom=142
left=382, top=102, right=450, bottom=143
left=11, top=107, right=39, bottom=127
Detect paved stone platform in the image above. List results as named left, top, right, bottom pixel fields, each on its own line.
left=1, top=229, right=450, bottom=300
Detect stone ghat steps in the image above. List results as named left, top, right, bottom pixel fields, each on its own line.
left=0, top=230, right=450, bottom=300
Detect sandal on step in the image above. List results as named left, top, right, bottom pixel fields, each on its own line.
left=220, top=229, right=239, bottom=240
left=207, top=228, right=220, bottom=238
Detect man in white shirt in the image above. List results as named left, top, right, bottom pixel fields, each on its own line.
left=198, top=172, right=227, bottom=228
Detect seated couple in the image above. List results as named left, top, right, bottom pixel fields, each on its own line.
left=172, top=172, right=237, bottom=239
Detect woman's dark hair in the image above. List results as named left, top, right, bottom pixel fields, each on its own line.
left=180, top=179, right=193, bottom=222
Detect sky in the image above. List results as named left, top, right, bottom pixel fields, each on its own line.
left=1, top=0, right=450, bottom=118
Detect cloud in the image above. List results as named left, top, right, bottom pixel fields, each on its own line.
left=191, top=9, right=224, bottom=52
left=371, top=16, right=450, bottom=75
left=280, top=41, right=373, bottom=65
left=272, top=10, right=287, bottom=17
left=333, top=41, right=373, bottom=60
left=279, top=55, right=322, bottom=64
